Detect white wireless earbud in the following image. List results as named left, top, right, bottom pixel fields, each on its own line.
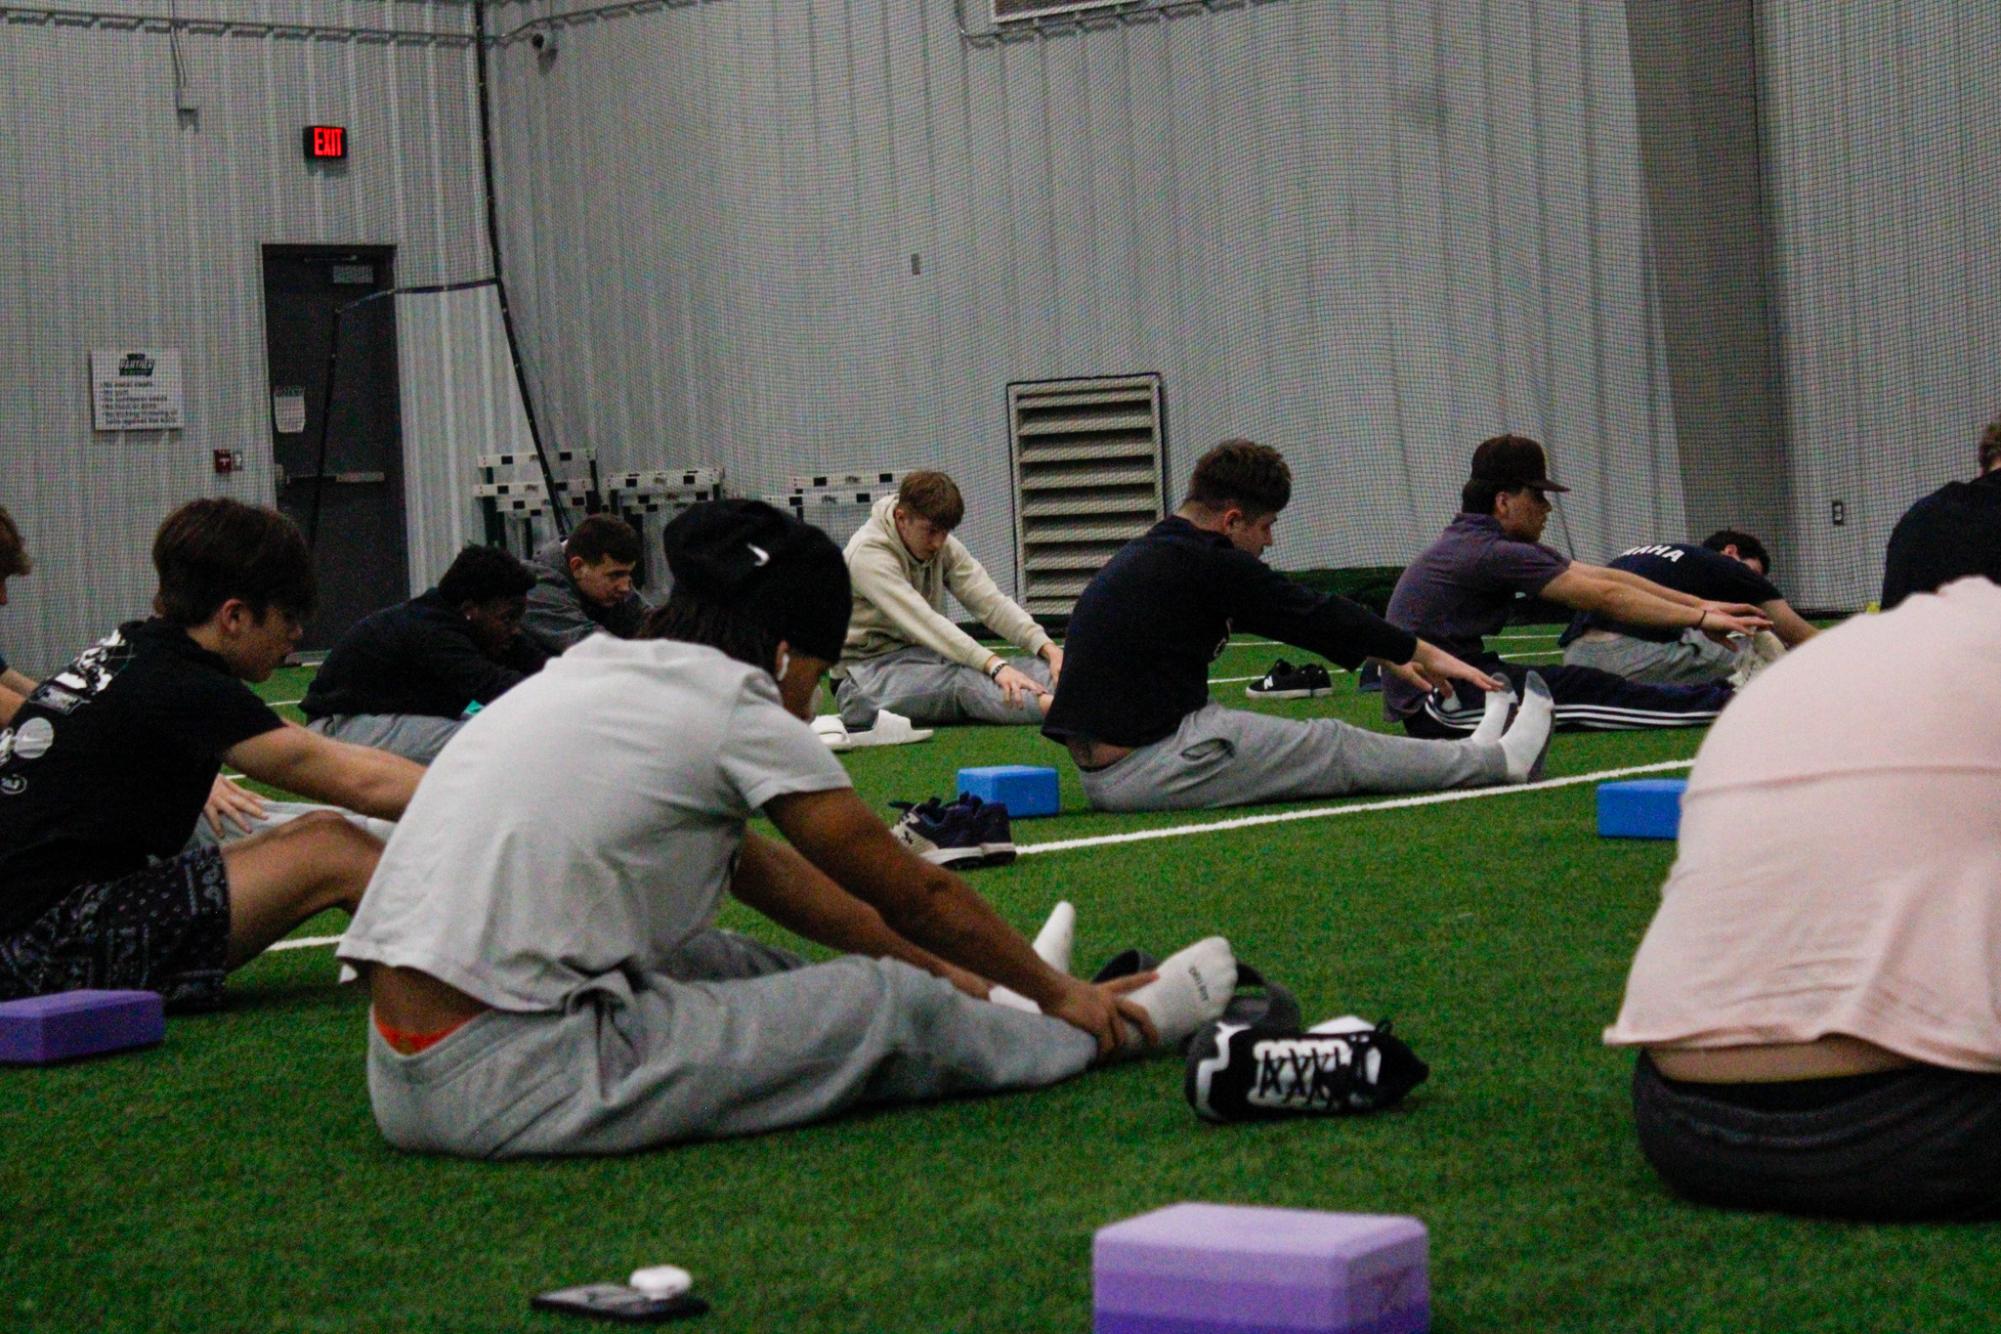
left=775, top=649, right=791, bottom=678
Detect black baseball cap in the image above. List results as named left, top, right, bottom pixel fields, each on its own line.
left=1469, top=434, right=1569, bottom=493
left=660, top=499, right=851, bottom=661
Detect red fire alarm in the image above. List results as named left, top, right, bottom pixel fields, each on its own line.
left=303, top=125, right=347, bottom=161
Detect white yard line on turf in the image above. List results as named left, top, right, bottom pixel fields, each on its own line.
left=270, top=933, right=345, bottom=953
left=267, top=757, right=1696, bottom=954
left=1015, top=758, right=1694, bottom=856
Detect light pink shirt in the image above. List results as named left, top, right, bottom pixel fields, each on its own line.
left=1605, top=577, right=2001, bottom=1071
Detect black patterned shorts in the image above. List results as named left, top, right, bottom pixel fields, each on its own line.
left=0, top=848, right=231, bottom=1011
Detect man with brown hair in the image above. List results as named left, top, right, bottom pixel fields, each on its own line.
left=833, top=470, right=1063, bottom=731
left=1880, top=417, right=2001, bottom=610
left=1384, top=435, right=1768, bottom=735
left=1043, top=440, right=1552, bottom=812
left=0, top=506, right=38, bottom=720
left=521, top=513, right=649, bottom=655
left=0, top=499, right=422, bottom=1009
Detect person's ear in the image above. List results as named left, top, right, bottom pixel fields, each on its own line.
left=1722, top=544, right=1741, bottom=561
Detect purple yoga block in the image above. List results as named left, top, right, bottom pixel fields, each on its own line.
left=0, top=990, right=165, bottom=1064
left=1094, top=1204, right=1428, bottom=1334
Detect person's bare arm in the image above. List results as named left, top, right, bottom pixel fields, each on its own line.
left=0, top=681, right=23, bottom=727
left=0, top=667, right=36, bottom=700
left=224, top=722, right=422, bottom=819
left=764, top=787, right=1154, bottom=1055
left=1373, top=640, right=1505, bottom=698
left=1542, top=566, right=1769, bottom=638
left=1762, top=598, right=1819, bottom=647
left=731, top=831, right=993, bottom=999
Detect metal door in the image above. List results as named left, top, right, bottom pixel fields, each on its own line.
left=261, top=246, right=409, bottom=652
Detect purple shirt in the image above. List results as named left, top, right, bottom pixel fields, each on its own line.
left=1381, top=513, right=1571, bottom=718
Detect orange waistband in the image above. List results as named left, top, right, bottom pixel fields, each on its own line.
left=373, top=1010, right=471, bottom=1056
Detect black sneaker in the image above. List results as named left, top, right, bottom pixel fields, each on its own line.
left=1184, top=1017, right=1430, bottom=1122
left=1245, top=660, right=1334, bottom=700
left=890, top=796, right=1013, bottom=868
left=951, top=794, right=1016, bottom=867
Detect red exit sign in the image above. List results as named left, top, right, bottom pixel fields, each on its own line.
left=302, top=125, right=347, bottom=161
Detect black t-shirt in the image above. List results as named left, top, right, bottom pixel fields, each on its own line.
left=0, top=619, right=285, bottom=932
left=300, top=588, right=545, bottom=722
left=1881, top=471, right=2001, bottom=610
left=1043, top=516, right=1417, bottom=749
left=1560, top=542, right=1782, bottom=645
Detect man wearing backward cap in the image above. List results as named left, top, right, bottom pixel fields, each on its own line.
left=341, top=499, right=1236, bottom=1157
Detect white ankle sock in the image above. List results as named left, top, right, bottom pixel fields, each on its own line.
left=1032, top=901, right=1075, bottom=975
left=1123, top=936, right=1236, bottom=1050
left=1468, top=689, right=1513, bottom=745
left=1499, top=672, right=1555, bottom=782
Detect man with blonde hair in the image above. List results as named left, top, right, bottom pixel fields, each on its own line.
left=833, top=471, right=1062, bottom=730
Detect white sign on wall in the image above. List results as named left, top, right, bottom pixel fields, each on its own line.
left=90, top=349, right=185, bottom=431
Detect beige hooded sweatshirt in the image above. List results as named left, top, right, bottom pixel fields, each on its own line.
left=839, top=495, right=1053, bottom=671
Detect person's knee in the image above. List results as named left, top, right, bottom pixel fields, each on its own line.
left=279, top=813, right=383, bottom=907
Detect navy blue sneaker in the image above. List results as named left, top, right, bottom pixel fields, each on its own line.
left=889, top=795, right=1014, bottom=868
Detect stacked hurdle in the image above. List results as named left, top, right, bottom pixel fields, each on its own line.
left=601, top=467, right=724, bottom=589
left=768, top=469, right=904, bottom=543
left=473, top=449, right=600, bottom=559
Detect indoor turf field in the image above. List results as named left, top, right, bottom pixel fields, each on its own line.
left=6, top=629, right=1994, bottom=1334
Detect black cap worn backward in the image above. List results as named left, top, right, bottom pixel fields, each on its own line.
left=660, top=499, right=852, bottom=662
left=1469, top=434, right=1570, bottom=493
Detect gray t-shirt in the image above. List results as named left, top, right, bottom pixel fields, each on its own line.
left=340, top=636, right=851, bottom=1011
left=1381, top=513, right=1570, bottom=719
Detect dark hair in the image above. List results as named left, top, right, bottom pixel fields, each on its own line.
left=1185, top=439, right=1292, bottom=517
left=1981, top=417, right=2001, bottom=473
left=0, top=505, right=29, bottom=579
left=641, top=588, right=783, bottom=671
left=565, top=513, right=641, bottom=566
left=153, top=499, right=316, bottom=626
left=437, top=544, right=534, bottom=606
left=1461, top=478, right=1508, bottom=515
left=1701, top=529, right=1772, bottom=573
left=897, top=471, right=965, bottom=529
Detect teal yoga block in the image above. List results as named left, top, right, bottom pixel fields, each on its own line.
left=1597, top=778, right=1687, bottom=840
left=957, top=765, right=1060, bottom=818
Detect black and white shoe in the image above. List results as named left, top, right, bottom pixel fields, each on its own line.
left=1246, top=660, right=1335, bottom=700
left=1185, top=1016, right=1430, bottom=1122
left=889, top=795, right=1015, bottom=868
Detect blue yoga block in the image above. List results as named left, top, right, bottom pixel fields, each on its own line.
left=0, top=990, right=165, bottom=1064
left=1597, top=779, right=1688, bottom=840
left=957, top=765, right=1060, bottom=818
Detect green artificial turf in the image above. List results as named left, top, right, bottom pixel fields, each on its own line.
left=5, top=628, right=1994, bottom=1332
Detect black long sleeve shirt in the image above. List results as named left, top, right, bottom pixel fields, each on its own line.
left=1042, top=516, right=1417, bottom=748
left=301, top=589, right=547, bottom=722
left=1880, top=470, right=2001, bottom=610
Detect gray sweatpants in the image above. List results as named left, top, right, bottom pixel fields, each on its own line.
left=1079, top=702, right=1508, bottom=812
left=1561, top=630, right=1739, bottom=685
left=365, top=929, right=1097, bottom=1159
left=305, top=713, right=462, bottom=764
left=836, top=645, right=1051, bottom=728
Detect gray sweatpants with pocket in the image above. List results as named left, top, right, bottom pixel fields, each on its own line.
left=365, top=929, right=1097, bottom=1159
left=1561, top=629, right=1739, bottom=685
left=1079, top=702, right=1508, bottom=812
left=305, top=713, right=463, bottom=765
left=836, top=645, right=1052, bottom=728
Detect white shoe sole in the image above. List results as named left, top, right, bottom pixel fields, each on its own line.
left=1244, top=686, right=1333, bottom=700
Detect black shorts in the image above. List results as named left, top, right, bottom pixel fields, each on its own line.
left=0, top=848, right=231, bottom=1011
left=1632, top=1052, right=2001, bottom=1221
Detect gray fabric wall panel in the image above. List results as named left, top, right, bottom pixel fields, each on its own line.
left=0, top=2, right=506, bottom=673
left=491, top=0, right=1683, bottom=597
left=1761, top=0, right=2001, bottom=609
